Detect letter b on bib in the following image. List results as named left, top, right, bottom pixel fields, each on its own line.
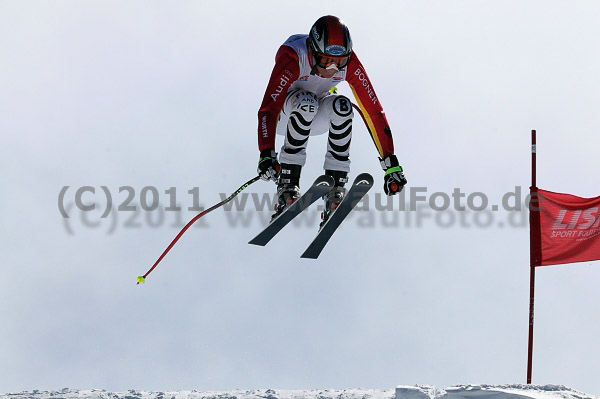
left=333, top=96, right=353, bottom=118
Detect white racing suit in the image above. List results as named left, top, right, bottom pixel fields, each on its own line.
left=276, top=88, right=353, bottom=172
left=258, top=34, right=395, bottom=175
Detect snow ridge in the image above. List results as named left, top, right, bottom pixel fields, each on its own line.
left=0, top=385, right=597, bottom=399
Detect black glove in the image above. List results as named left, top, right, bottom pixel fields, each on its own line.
left=380, top=154, right=407, bottom=195
left=257, top=149, right=280, bottom=181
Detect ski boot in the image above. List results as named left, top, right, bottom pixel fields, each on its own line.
left=320, top=170, right=348, bottom=228
left=271, top=163, right=302, bottom=222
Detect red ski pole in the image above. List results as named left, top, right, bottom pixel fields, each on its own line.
left=137, top=176, right=261, bottom=284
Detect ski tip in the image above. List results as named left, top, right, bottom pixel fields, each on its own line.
left=313, top=174, right=335, bottom=187
left=354, top=172, right=374, bottom=185
left=137, top=276, right=145, bottom=285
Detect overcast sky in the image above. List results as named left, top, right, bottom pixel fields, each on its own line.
left=1, top=0, right=600, bottom=396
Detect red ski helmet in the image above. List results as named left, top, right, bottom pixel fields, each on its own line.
left=309, top=15, right=353, bottom=69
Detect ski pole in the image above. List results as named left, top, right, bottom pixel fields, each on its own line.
left=137, top=176, right=262, bottom=284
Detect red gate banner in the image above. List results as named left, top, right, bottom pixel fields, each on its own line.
left=531, top=189, right=600, bottom=266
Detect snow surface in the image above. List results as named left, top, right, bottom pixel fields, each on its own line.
left=0, top=385, right=596, bottom=399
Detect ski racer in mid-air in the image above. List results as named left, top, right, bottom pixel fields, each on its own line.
left=256, top=15, right=407, bottom=222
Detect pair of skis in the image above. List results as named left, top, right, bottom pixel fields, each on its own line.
left=138, top=173, right=372, bottom=283
left=248, top=173, right=374, bottom=259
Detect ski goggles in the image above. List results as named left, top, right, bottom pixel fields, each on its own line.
left=314, top=53, right=351, bottom=70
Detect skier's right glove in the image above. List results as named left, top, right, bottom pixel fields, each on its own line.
left=257, top=149, right=280, bottom=181
left=380, top=154, right=407, bottom=195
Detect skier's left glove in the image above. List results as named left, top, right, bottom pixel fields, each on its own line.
left=257, top=149, right=280, bottom=181
left=380, top=154, right=407, bottom=195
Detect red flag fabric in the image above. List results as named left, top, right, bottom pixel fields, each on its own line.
left=530, top=188, right=600, bottom=266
